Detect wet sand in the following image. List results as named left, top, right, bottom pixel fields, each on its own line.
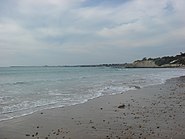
left=0, top=76, right=185, bottom=139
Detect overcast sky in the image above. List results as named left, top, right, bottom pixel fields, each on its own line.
left=0, top=0, right=185, bottom=66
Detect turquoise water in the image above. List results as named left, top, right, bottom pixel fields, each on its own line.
left=0, top=66, right=184, bottom=121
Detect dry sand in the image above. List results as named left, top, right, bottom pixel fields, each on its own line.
left=0, top=76, right=185, bottom=139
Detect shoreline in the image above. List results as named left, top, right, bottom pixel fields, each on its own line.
left=0, top=76, right=185, bottom=139
left=0, top=73, right=180, bottom=123
left=0, top=81, right=166, bottom=122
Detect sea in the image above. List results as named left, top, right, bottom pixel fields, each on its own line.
left=0, top=66, right=184, bottom=121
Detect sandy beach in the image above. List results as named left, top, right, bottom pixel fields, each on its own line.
left=0, top=76, right=185, bottom=139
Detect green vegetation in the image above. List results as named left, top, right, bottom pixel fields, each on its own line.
left=141, top=52, right=185, bottom=66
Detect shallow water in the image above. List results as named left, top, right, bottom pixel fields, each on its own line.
left=0, top=66, right=184, bottom=121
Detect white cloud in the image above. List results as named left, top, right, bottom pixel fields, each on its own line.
left=0, top=20, right=48, bottom=54
left=0, top=0, right=185, bottom=66
left=97, top=21, right=146, bottom=38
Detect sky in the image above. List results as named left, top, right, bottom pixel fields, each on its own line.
left=0, top=0, right=185, bottom=66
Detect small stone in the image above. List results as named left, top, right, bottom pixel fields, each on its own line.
left=118, top=104, right=125, bottom=109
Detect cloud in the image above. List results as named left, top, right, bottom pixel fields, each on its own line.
left=0, top=0, right=185, bottom=66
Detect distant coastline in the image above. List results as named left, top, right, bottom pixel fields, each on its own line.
left=125, top=52, right=185, bottom=68
left=47, top=52, right=185, bottom=68
left=8, top=52, right=185, bottom=68
left=73, top=52, right=185, bottom=68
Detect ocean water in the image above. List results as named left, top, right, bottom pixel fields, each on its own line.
left=0, top=66, right=184, bottom=121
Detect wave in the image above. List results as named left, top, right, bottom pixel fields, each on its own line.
left=0, top=80, right=52, bottom=86
left=13, top=81, right=27, bottom=85
left=0, top=68, right=184, bottom=122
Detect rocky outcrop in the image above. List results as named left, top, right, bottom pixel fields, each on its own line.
left=126, top=60, right=159, bottom=68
